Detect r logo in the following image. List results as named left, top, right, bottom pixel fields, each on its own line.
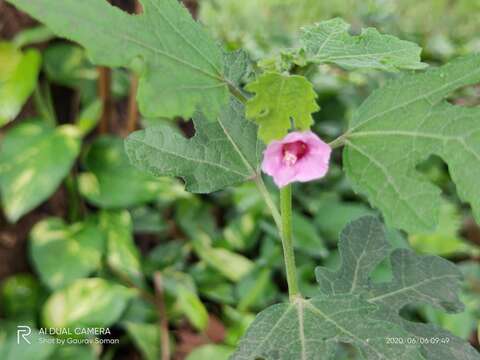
left=17, top=325, right=31, bottom=344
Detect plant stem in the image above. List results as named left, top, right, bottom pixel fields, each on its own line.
left=328, top=133, right=347, bottom=149
left=97, top=66, right=112, bottom=134
left=153, top=272, right=171, bottom=360
left=280, top=184, right=299, bottom=300
left=33, top=83, right=56, bottom=127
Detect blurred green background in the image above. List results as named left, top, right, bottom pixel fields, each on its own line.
left=0, top=0, right=479, bottom=359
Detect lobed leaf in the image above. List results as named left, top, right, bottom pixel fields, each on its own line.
left=125, top=98, right=262, bottom=193
left=300, top=18, right=427, bottom=71
left=233, top=217, right=479, bottom=359
left=343, top=54, right=480, bottom=232
left=8, top=0, right=229, bottom=120
left=245, top=72, right=319, bottom=142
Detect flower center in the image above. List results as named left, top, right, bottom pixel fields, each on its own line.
left=282, top=141, right=308, bottom=166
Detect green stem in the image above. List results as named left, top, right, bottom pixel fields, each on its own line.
left=280, top=184, right=299, bottom=300
left=328, top=134, right=347, bottom=149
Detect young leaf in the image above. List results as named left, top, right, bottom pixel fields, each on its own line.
left=245, top=72, right=319, bottom=142
left=300, top=18, right=427, bottom=71
left=8, top=0, right=228, bottom=120
left=233, top=217, right=479, bottom=360
left=343, top=54, right=480, bottom=232
left=0, top=42, right=41, bottom=126
left=30, top=218, right=104, bottom=290
left=0, top=120, right=81, bottom=222
left=125, top=98, right=262, bottom=193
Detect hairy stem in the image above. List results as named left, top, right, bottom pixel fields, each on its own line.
left=329, top=133, right=348, bottom=149
left=280, top=184, right=300, bottom=300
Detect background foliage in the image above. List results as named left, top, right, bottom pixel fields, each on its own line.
left=0, top=0, right=479, bottom=359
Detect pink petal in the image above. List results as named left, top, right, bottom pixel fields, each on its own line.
left=261, top=131, right=332, bottom=187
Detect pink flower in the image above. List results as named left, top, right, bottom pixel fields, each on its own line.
left=261, top=131, right=331, bottom=188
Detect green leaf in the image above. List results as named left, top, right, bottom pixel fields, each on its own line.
left=75, top=100, right=102, bottom=136
left=79, top=136, right=162, bottom=208
left=224, top=49, right=250, bottom=92
left=1, top=274, right=42, bottom=319
left=42, top=278, right=134, bottom=329
left=124, top=322, right=160, bottom=360
left=8, top=0, right=229, bottom=120
left=311, top=194, right=374, bottom=242
left=236, top=266, right=277, bottom=312
left=245, top=72, right=319, bottom=142
left=162, top=271, right=209, bottom=331
left=409, top=201, right=475, bottom=256
left=126, top=98, right=262, bottom=193
left=0, top=120, right=81, bottom=222
left=300, top=18, right=427, bottom=71
left=43, top=43, right=128, bottom=103
left=192, top=233, right=254, bottom=282
left=30, top=218, right=104, bottom=290
left=43, top=43, right=96, bottom=88
left=52, top=345, right=96, bottom=360
left=233, top=217, right=478, bottom=359
left=186, top=344, right=234, bottom=360
left=98, top=210, right=144, bottom=287
left=0, top=322, right=55, bottom=360
left=343, top=54, right=480, bottom=232
left=233, top=294, right=421, bottom=360
left=12, top=26, right=55, bottom=48
left=0, top=42, right=41, bottom=126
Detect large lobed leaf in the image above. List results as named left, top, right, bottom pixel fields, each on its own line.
left=343, top=54, right=480, bottom=232
left=125, top=98, right=263, bottom=193
left=232, top=217, right=479, bottom=360
left=8, top=0, right=229, bottom=120
left=300, top=18, right=427, bottom=71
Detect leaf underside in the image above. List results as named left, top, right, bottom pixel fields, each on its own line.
left=125, top=98, right=263, bottom=193
left=343, top=54, right=480, bottom=233
left=8, top=0, right=229, bottom=120
left=245, top=72, right=319, bottom=142
left=300, top=18, right=427, bottom=71
left=232, top=217, right=479, bottom=360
